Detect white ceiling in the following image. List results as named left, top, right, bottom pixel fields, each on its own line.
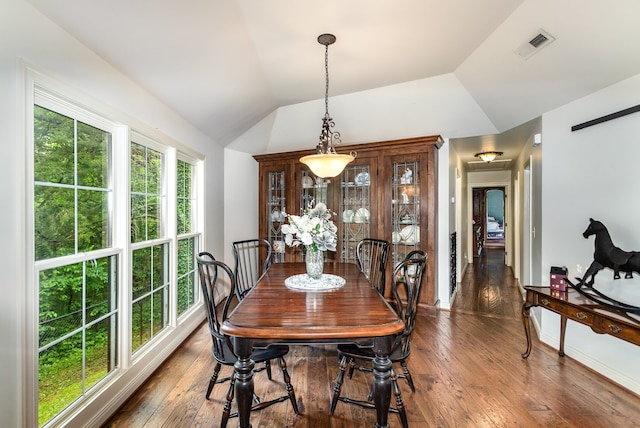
left=24, top=0, right=640, bottom=165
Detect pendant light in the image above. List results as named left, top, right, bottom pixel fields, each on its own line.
left=300, top=33, right=355, bottom=178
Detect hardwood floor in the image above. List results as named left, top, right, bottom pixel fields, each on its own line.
left=104, top=249, right=640, bottom=427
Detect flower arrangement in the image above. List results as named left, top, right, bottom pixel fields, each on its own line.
left=281, top=202, right=338, bottom=252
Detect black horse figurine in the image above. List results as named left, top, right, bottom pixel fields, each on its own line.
left=580, top=218, right=640, bottom=287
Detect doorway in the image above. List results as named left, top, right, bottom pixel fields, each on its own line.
left=472, top=187, right=506, bottom=259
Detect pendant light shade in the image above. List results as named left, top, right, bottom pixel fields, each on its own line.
left=474, top=151, right=503, bottom=162
left=299, top=152, right=355, bottom=178
left=300, top=33, right=355, bottom=178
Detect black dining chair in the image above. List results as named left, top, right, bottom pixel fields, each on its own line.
left=232, top=239, right=273, bottom=301
left=329, top=252, right=428, bottom=428
left=196, top=252, right=298, bottom=427
left=356, top=238, right=391, bottom=296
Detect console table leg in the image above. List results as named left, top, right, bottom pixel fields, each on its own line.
left=521, top=302, right=533, bottom=358
left=559, top=315, right=567, bottom=357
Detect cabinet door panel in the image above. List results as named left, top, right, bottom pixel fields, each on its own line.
left=338, top=159, right=377, bottom=264
left=258, top=162, right=293, bottom=263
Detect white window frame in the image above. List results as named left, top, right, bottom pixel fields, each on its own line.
left=24, top=70, right=205, bottom=428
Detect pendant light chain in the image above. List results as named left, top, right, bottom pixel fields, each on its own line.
left=324, top=42, right=330, bottom=119
left=299, top=33, right=355, bottom=178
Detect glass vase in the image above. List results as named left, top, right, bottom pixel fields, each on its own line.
left=305, top=248, right=324, bottom=279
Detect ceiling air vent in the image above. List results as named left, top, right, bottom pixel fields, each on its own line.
left=515, top=29, right=555, bottom=60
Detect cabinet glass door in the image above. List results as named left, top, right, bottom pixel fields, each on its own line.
left=340, top=164, right=371, bottom=264
left=298, top=168, right=331, bottom=261
left=267, top=170, right=286, bottom=263
left=300, top=170, right=329, bottom=214
left=391, top=161, right=420, bottom=266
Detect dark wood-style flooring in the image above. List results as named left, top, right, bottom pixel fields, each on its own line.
left=104, top=248, right=640, bottom=427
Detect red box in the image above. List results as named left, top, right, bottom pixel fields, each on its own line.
left=550, top=266, right=568, bottom=291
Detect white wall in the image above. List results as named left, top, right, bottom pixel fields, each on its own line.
left=437, top=142, right=451, bottom=309
left=223, top=148, right=260, bottom=264
left=540, top=73, right=640, bottom=393
left=1, top=0, right=224, bottom=426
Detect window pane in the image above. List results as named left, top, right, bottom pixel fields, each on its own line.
left=39, top=263, right=83, bottom=348
left=177, top=237, right=197, bottom=316
left=131, top=244, right=168, bottom=353
left=86, top=257, right=116, bottom=324
left=38, top=256, right=118, bottom=427
left=147, top=196, right=160, bottom=240
left=85, top=316, right=117, bottom=390
left=130, top=143, right=147, bottom=194
left=78, top=189, right=110, bottom=252
left=152, top=286, right=168, bottom=333
left=177, top=160, right=193, bottom=235
left=132, top=247, right=152, bottom=300
left=34, top=186, right=75, bottom=260
left=34, top=104, right=112, bottom=261
left=131, top=194, right=147, bottom=244
left=34, top=105, right=74, bottom=185
left=130, top=142, right=163, bottom=243
left=147, top=149, right=162, bottom=195
left=131, top=294, right=150, bottom=353
left=77, top=121, right=110, bottom=188
left=39, top=333, right=83, bottom=426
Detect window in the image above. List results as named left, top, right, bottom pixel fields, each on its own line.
left=31, top=89, right=203, bottom=427
left=177, top=159, right=198, bottom=316
left=34, top=104, right=118, bottom=426
left=130, top=142, right=169, bottom=352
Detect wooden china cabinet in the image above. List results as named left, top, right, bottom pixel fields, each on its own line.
left=253, top=135, right=442, bottom=307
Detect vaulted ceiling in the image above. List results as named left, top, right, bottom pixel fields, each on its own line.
left=25, top=0, right=640, bottom=164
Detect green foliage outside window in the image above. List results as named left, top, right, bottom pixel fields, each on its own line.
left=131, top=142, right=162, bottom=243
left=34, top=101, right=200, bottom=427
left=34, top=106, right=111, bottom=260
left=34, top=105, right=117, bottom=426
left=177, top=159, right=192, bottom=235
left=177, top=237, right=197, bottom=316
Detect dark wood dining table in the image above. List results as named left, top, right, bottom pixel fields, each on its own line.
left=221, top=261, right=406, bottom=428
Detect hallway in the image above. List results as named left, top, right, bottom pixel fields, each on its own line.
left=452, top=246, right=523, bottom=318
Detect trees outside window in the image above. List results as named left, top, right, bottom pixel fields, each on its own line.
left=34, top=105, right=118, bottom=425
left=33, top=94, right=202, bottom=427
left=130, top=142, right=168, bottom=352
left=177, top=160, right=198, bottom=316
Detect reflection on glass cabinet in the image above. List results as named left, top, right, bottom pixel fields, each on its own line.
left=267, top=171, right=286, bottom=263
left=340, top=165, right=370, bottom=263
left=391, top=161, right=420, bottom=267
left=299, top=169, right=330, bottom=261
left=300, top=170, right=328, bottom=214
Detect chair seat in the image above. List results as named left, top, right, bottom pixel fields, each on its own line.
left=213, top=342, right=291, bottom=366
left=337, top=343, right=409, bottom=363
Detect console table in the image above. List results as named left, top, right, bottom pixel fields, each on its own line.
left=521, top=286, right=640, bottom=358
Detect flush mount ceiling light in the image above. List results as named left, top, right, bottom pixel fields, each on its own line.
left=475, top=151, right=504, bottom=162
left=299, top=33, right=355, bottom=178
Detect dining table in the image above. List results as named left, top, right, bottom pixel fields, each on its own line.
left=220, top=261, right=406, bottom=428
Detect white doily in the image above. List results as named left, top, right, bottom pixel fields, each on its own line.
left=284, top=274, right=346, bottom=291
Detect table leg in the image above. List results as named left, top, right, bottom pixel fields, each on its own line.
left=233, top=338, right=255, bottom=428
left=521, top=302, right=534, bottom=358
left=371, top=336, right=393, bottom=428
left=559, top=315, right=567, bottom=357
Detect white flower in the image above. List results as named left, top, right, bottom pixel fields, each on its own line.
left=281, top=202, right=338, bottom=252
